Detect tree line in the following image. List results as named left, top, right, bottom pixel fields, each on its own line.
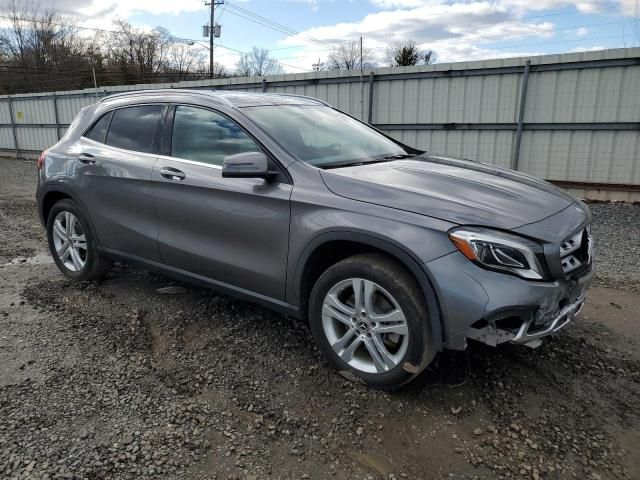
left=0, top=3, right=436, bottom=95
left=0, top=4, right=213, bottom=95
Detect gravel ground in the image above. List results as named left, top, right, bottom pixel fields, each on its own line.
left=588, top=203, right=640, bottom=292
left=1, top=158, right=639, bottom=480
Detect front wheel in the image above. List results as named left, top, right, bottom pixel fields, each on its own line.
left=309, top=253, right=435, bottom=390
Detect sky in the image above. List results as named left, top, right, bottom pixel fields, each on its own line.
left=2, top=0, right=639, bottom=72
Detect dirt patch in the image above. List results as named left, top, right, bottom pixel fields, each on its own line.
left=1, top=266, right=636, bottom=479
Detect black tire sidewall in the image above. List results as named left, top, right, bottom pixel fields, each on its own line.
left=309, top=256, right=434, bottom=389
left=46, top=199, right=101, bottom=281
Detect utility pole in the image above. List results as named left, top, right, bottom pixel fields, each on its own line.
left=204, top=0, right=224, bottom=79
left=92, top=66, right=98, bottom=100
left=359, top=36, right=364, bottom=120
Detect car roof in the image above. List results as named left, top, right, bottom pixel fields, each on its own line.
left=100, top=89, right=329, bottom=108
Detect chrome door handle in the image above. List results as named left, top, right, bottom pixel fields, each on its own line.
left=160, top=167, right=186, bottom=181
left=78, top=153, right=96, bottom=165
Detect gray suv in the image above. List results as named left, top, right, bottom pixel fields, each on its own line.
left=36, top=90, right=594, bottom=389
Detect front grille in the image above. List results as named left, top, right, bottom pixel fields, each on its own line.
left=560, top=225, right=593, bottom=277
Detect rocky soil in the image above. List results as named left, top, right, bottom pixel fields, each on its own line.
left=1, top=158, right=639, bottom=480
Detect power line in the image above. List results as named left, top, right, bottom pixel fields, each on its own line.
left=520, top=6, right=618, bottom=21
left=488, top=33, right=626, bottom=51
left=224, top=1, right=341, bottom=49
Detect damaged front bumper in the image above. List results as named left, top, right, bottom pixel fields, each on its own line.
left=466, top=292, right=587, bottom=348
left=425, top=251, right=594, bottom=350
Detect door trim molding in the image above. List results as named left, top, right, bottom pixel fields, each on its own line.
left=98, top=247, right=302, bottom=318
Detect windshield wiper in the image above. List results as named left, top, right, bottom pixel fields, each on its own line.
left=382, top=153, right=417, bottom=160
left=320, top=153, right=416, bottom=170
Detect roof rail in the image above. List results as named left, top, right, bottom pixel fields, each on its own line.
left=269, top=93, right=330, bottom=106
left=98, top=89, right=167, bottom=102
left=97, top=88, right=329, bottom=107
left=98, top=88, right=234, bottom=106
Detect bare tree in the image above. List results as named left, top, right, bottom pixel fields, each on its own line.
left=97, top=21, right=212, bottom=85
left=385, top=40, right=436, bottom=67
left=195, top=58, right=228, bottom=78
left=235, top=47, right=284, bottom=76
left=102, top=21, right=171, bottom=77
left=165, top=42, right=206, bottom=80
left=326, top=40, right=376, bottom=71
left=0, top=1, right=98, bottom=93
left=312, top=58, right=325, bottom=71
left=0, top=0, right=226, bottom=93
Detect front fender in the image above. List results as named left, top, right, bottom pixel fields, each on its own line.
left=288, top=229, right=446, bottom=352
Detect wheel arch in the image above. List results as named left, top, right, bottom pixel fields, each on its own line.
left=39, top=184, right=101, bottom=245
left=291, top=231, right=444, bottom=351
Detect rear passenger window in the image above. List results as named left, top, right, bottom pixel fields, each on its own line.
left=105, top=105, right=164, bottom=153
left=171, top=106, right=260, bottom=166
left=84, top=111, right=113, bottom=144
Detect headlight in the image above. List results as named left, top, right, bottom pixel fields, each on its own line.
left=448, top=227, right=544, bottom=280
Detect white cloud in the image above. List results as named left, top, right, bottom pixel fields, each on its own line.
left=279, top=1, right=556, bottom=67
left=0, top=0, right=205, bottom=17
left=370, top=0, right=612, bottom=14
left=284, top=0, right=322, bottom=10
left=569, top=45, right=606, bottom=52
left=575, top=26, right=589, bottom=36
left=371, top=0, right=430, bottom=7
left=0, top=0, right=205, bottom=33
left=77, top=0, right=204, bottom=21
left=618, top=0, right=640, bottom=15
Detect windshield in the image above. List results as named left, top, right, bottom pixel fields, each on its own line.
left=243, top=105, right=410, bottom=168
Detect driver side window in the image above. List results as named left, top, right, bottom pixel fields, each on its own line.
left=171, top=106, right=260, bottom=166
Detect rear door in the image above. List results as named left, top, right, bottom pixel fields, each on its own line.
left=68, top=104, right=166, bottom=261
left=152, top=104, right=292, bottom=300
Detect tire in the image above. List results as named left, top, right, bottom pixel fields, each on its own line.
left=46, top=199, right=111, bottom=281
left=309, top=253, right=436, bottom=390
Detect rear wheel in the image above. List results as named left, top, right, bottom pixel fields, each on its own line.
left=309, top=253, right=435, bottom=389
left=46, top=199, right=111, bottom=281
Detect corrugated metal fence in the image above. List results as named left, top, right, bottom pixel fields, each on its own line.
left=1, top=47, right=639, bottom=200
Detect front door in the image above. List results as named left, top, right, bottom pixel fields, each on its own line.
left=152, top=105, right=292, bottom=301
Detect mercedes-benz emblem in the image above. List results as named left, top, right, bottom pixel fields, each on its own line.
left=357, top=320, right=369, bottom=332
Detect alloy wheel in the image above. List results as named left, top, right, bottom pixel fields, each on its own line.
left=52, top=211, right=87, bottom=272
left=322, top=278, right=409, bottom=374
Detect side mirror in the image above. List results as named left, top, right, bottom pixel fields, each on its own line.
left=222, top=152, right=276, bottom=180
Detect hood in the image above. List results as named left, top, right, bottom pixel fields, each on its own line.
left=320, top=154, right=576, bottom=229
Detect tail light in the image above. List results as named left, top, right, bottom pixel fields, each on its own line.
left=37, top=150, right=47, bottom=170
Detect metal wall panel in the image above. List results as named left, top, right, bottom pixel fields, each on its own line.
left=524, top=67, right=640, bottom=123
left=267, top=80, right=368, bottom=119
left=58, top=95, right=95, bottom=124
left=12, top=97, right=55, bottom=124
left=0, top=127, right=15, bottom=150
left=384, top=129, right=515, bottom=169
left=519, top=130, right=640, bottom=184
left=0, top=102, right=11, bottom=124
left=16, top=127, right=57, bottom=151
left=372, top=73, right=522, bottom=125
